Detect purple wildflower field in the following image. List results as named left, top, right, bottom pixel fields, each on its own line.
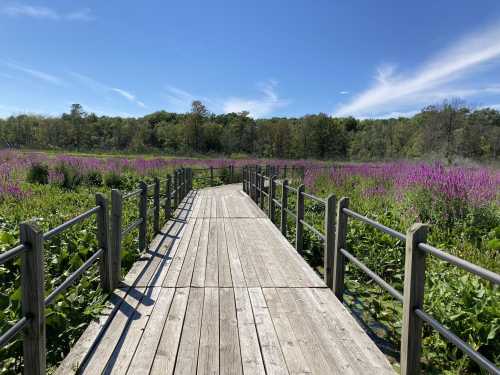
left=304, top=162, right=500, bottom=208
left=0, top=149, right=499, bottom=209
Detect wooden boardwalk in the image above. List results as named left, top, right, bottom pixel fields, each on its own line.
left=57, top=184, right=394, bottom=374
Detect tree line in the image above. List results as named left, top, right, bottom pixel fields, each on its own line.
left=0, top=100, right=499, bottom=161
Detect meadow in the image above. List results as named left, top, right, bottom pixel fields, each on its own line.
left=0, top=149, right=499, bottom=374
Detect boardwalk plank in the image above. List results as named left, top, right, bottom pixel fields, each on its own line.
left=223, top=218, right=246, bottom=287
left=174, top=287, right=205, bottom=375
left=126, top=287, right=176, bottom=374
left=197, top=288, right=219, bottom=375
left=149, top=287, right=190, bottom=375
left=220, top=288, right=243, bottom=375
left=192, top=218, right=210, bottom=287
left=218, top=218, right=233, bottom=287
left=205, top=219, right=219, bottom=287
left=262, top=288, right=311, bottom=375
left=103, top=286, right=161, bottom=374
left=57, top=184, right=395, bottom=375
left=234, top=288, right=266, bottom=375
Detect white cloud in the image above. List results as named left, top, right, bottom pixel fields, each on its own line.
left=223, top=80, right=288, bottom=118
left=69, top=71, right=108, bottom=91
left=2, top=4, right=94, bottom=21
left=2, top=4, right=58, bottom=19
left=111, top=88, right=146, bottom=108
left=164, top=86, right=212, bottom=113
left=4, top=61, right=64, bottom=85
left=70, top=72, right=146, bottom=108
left=339, top=91, right=349, bottom=95
left=335, top=22, right=500, bottom=118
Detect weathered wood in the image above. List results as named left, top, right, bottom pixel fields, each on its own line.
left=174, top=287, right=204, bottom=375
left=269, top=175, right=276, bottom=222
left=331, top=197, right=347, bottom=296
left=401, top=223, right=428, bottom=375
left=57, top=184, right=396, bottom=375
left=259, top=173, right=264, bottom=210
left=154, top=177, right=161, bottom=233
left=219, top=287, right=242, bottom=375
left=149, top=288, right=188, bottom=375
left=234, top=288, right=266, bottom=375
left=20, top=221, right=46, bottom=375
left=127, top=287, right=175, bottom=373
left=280, top=179, right=288, bottom=235
left=110, top=189, right=123, bottom=288
left=104, top=286, right=161, bottom=374
left=295, top=184, right=305, bottom=253
left=165, top=174, right=171, bottom=221
left=248, top=288, right=288, bottom=375
left=139, top=181, right=148, bottom=251
left=173, top=170, right=178, bottom=208
left=262, top=288, right=311, bottom=374
left=323, top=194, right=336, bottom=289
left=96, top=193, right=112, bottom=292
left=198, top=287, right=219, bottom=374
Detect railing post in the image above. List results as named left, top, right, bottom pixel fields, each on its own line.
left=154, top=177, right=160, bottom=233
left=165, top=174, right=171, bottom=222
left=180, top=168, right=185, bottom=199
left=173, top=170, right=178, bottom=208
left=401, top=223, right=428, bottom=375
left=323, top=194, right=337, bottom=290
left=138, top=181, right=148, bottom=251
left=210, top=166, right=214, bottom=187
left=96, top=193, right=112, bottom=293
left=184, top=168, right=187, bottom=198
left=296, top=185, right=305, bottom=253
left=259, top=173, right=266, bottom=210
left=332, top=196, right=346, bottom=294
left=269, top=175, right=276, bottom=222
left=281, top=179, right=288, bottom=235
left=20, top=221, right=46, bottom=374
left=254, top=166, right=258, bottom=202
left=110, top=189, right=122, bottom=288
left=242, top=167, right=246, bottom=193
left=283, top=165, right=287, bottom=178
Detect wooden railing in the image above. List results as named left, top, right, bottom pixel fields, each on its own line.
left=242, top=165, right=500, bottom=375
left=0, top=167, right=192, bottom=374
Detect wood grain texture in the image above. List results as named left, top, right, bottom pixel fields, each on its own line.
left=57, top=184, right=395, bottom=375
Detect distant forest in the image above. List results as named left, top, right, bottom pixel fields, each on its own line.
left=0, top=100, right=499, bottom=161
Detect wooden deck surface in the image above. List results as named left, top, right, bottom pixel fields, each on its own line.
left=57, top=184, right=395, bottom=374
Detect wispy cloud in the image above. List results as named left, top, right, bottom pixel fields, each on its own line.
left=70, top=72, right=146, bottom=108
left=4, top=61, right=64, bottom=85
left=165, top=86, right=194, bottom=111
left=223, top=80, right=288, bottom=118
left=2, top=4, right=94, bottom=21
left=339, top=91, right=349, bottom=95
left=335, top=22, right=500, bottom=117
left=111, top=88, right=146, bottom=108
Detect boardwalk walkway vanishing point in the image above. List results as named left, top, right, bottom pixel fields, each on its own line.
left=57, top=184, right=395, bottom=374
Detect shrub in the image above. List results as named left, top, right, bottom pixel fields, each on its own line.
left=27, top=163, right=49, bottom=184
left=83, top=170, right=103, bottom=186
left=55, top=164, right=82, bottom=190
left=104, top=171, right=123, bottom=189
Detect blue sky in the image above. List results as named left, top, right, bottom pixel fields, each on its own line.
left=1, top=0, right=500, bottom=119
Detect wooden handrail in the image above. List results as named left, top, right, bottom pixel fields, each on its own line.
left=241, top=164, right=500, bottom=375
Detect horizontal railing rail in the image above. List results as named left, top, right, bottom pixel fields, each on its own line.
left=0, top=196, right=108, bottom=373
left=0, top=166, right=194, bottom=374
left=241, top=164, right=500, bottom=375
